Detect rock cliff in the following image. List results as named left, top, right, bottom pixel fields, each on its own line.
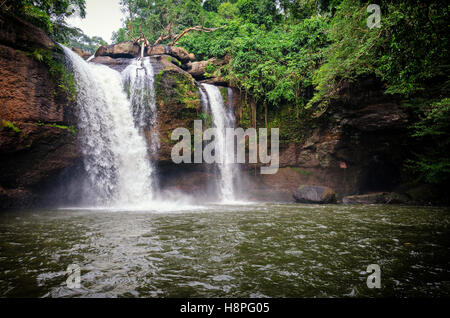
left=0, top=22, right=417, bottom=207
left=0, top=13, right=80, bottom=208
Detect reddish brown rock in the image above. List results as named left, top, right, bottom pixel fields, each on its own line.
left=0, top=15, right=81, bottom=209
left=95, top=41, right=140, bottom=58
left=72, top=47, right=92, bottom=60
left=147, top=45, right=195, bottom=63
left=0, top=45, right=67, bottom=123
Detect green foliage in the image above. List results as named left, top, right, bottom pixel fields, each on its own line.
left=113, top=0, right=206, bottom=44
left=1, top=120, right=21, bottom=133
left=3, top=0, right=86, bottom=33
left=406, top=98, right=450, bottom=184
left=218, top=2, right=238, bottom=19
left=291, top=167, right=311, bottom=175
left=236, top=0, right=279, bottom=28
left=310, top=0, right=449, bottom=107
left=2, top=0, right=104, bottom=53
left=305, top=0, right=449, bottom=184
left=35, top=121, right=77, bottom=134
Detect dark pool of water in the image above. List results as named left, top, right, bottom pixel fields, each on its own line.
left=0, top=203, right=449, bottom=297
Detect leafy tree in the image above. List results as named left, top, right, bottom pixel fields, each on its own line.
left=407, top=98, right=450, bottom=184
left=1, top=0, right=86, bottom=32
left=236, top=0, right=280, bottom=28
left=218, top=1, right=239, bottom=19
left=203, top=0, right=221, bottom=12
left=310, top=0, right=449, bottom=106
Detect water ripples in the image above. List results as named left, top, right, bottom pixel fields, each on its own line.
left=0, top=203, right=449, bottom=297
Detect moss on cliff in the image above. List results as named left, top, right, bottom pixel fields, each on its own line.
left=34, top=121, right=77, bottom=134
left=155, top=68, right=200, bottom=111
left=1, top=120, right=21, bottom=133
left=24, top=47, right=77, bottom=103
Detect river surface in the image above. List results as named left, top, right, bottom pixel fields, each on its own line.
left=0, top=203, right=449, bottom=297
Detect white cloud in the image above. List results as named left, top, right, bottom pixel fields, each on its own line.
left=66, top=0, right=126, bottom=44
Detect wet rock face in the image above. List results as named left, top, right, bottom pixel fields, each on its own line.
left=0, top=14, right=81, bottom=209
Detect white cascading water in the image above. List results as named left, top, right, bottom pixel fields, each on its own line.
left=122, top=57, right=160, bottom=157
left=201, top=83, right=236, bottom=202
left=61, top=46, right=154, bottom=205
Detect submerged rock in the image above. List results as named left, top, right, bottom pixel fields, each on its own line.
left=342, top=192, right=390, bottom=204
left=293, top=185, right=336, bottom=204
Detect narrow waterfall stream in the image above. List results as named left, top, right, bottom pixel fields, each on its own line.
left=122, top=57, right=160, bottom=183
left=201, top=84, right=237, bottom=202
left=61, top=46, right=155, bottom=205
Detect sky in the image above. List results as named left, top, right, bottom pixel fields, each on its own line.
left=66, top=0, right=126, bottom=44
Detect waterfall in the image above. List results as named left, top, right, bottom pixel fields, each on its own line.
left=201, top=84, right=237, bottom=202
left=122, top=57, right=160, bottom=157
left=61, top=46, right=154, bottom=205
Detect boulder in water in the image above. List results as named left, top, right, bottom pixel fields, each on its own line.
left=293, top=185, right=336, bottom=204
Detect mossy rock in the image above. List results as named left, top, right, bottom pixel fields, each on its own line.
left=155, top=67, right=201, bottom=111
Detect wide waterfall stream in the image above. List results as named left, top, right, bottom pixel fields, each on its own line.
left=61, top=47, right=155, bottom=206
